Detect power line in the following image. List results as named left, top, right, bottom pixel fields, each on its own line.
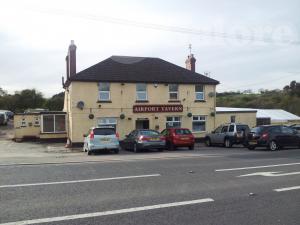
left=30, top=8, right=300, bottom=46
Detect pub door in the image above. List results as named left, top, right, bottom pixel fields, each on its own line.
left=135, top=119, right=149, bottom=129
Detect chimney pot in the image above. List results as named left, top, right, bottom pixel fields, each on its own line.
left=185, top=54, right=196, bottom=72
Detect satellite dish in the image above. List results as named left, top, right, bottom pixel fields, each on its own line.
left=208, top=92, right=214, bottom=97
left=77, top=101, right=85, bottom=110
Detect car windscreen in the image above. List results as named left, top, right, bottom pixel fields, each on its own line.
left=175, top=129, right=191, bottom=135
left=139, top=130, right=160, bottom=136
left=236, top=125, right=250, bottom=132
left=93, top=128, right=115, bottom=135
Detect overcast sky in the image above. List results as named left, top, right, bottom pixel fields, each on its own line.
left=0, top=0, right=299, bottom=97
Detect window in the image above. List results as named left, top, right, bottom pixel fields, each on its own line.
left=175, top=129, right=192, bottom=135
left=136, top=83, right=147, bottom=101
left=195, top=85, right=204, bottom=100
left=230, top=116, right=236, bottom=123
left=98, top=117, right=117, bottom=130
left=192, top=116, right=206, bottom=132
left=281, top=126, right=294, bottom=134
left=221, top=126, right=228, bottom=133
left=169, top=84, right=178, bottom=100
left=98, top=83, right=110, bottom=101
left=214, top=126, right=222, bottom=133
left=166, top=116, right=181, bottom=128
left=42, top=114, right=66, bottom=133
left=34, top=116, right=40, bottom=126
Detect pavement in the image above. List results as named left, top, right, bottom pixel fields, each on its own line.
left=0, top=123, right=300, bottom=224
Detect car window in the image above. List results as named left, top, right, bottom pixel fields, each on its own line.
left=221, top=126, right=228, bottom=133
left=229, top=125, right=234, bottom=132
left=269, top=126, right=281, bottom=133
left=139, top=130, right=160, bottom=136
left=214, top=126, right=222, bottom=133
left=175, top=129, right=191, bottom=135
left=93, top=128, right=115, bottom=135
left=251, top=127, right=264, bottom=134
left=161, top=129, right=168, bottom=135
left=281, top=126, right=294, bottom=134
left=237, top=125, right=250, bottom=132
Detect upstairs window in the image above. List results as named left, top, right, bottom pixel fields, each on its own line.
left=169, top=84, right=178, bottom=100
left=98, top=83, right=110, bottom=101
left=136, top=83, right=147, bottom=101
left=195, top=85, right=204, bottom=100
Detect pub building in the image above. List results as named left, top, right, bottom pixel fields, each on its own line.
left=63, top=41, right=219, bottom=145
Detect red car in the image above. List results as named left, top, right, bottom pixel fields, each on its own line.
left=161, top=128, right=195, bottom=150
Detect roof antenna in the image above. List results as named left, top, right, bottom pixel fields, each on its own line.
left=188, top=44, right=192, bottom=54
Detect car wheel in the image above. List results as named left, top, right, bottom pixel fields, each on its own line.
left=188, top=145, right=194, bottom=150
left=224, top=138, right=232, bottom=148
left=133, top=143, right=138, bottom=153
left=269, top=140, right=278, bottom=151
left=169, top=142, right=176, bottom=150
left=114, top=148, right=119, bottom=154
left=248, top=146, right=255, bottom=150
left=205, top=138, right=211, bottom=147
left=87, top=149, right=92, bottom=155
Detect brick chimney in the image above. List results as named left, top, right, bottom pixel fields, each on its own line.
left=66, top=40, right=77, bottom=78
left=185, top=54, right=196, bottom=72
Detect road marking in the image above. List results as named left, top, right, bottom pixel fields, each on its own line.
left=0, top=154, right=221, bottom=168
left=274, top=186, right=300, bottom=192
left=0, top=174, right=161, bottom=189
left=238, top=171, right=300, bottom=177
left=0, top=198, right=214, bottom=225
left=216, top=162, right=300, bottom=172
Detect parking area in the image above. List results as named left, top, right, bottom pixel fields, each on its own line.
left=1, top=122, right=299, bottom=166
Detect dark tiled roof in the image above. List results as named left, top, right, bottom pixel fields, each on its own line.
left=69, top=56, right=219, bottom=85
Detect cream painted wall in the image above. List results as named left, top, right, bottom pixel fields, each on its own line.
left=215, top=112, right=257, bottom=129
left=14, top=114, right=40, bottom=139
left=66, top=82, right=217, bottom=143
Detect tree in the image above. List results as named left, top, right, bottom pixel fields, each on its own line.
left=44, top=92, right=64, bottom=111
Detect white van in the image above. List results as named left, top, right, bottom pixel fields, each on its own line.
left=0, top=111, right=8, bottom=125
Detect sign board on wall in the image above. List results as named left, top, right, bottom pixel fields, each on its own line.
left=133, top=104, right=183, bottom=113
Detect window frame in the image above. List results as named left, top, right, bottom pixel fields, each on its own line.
left=169, top=84, right=179, bottom=100
left=41, top=114, right=66, bottom=134
left=136, top=83, right=148, bottom=101
left=97, top=117, right=117, bottom=130
left=192, top=115, right=206, bottom=132
left=98, top=82, right=111, bottom=101
left=195, top=85, right=205, bottom=101
left=166, top=116, right=181, bottom=128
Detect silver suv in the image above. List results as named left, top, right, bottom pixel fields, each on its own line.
left=205, top=123, right=250, bottom=148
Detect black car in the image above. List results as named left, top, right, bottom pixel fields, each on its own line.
left=290, top=124, right=300, bottom=133
left=247, top=125, right=300, bottom=151
left=121, top=129, right=165, bottom=153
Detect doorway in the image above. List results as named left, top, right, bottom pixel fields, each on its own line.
left=135, top=119, right=149, bottom=129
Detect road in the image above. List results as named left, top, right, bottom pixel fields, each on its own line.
left=0, top=147, right=300, bottom=225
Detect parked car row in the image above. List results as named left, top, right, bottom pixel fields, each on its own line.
left=204, top=123, right=300, bottom=151
left=82, top=123, right=300, bottom=155
left=83, top=127, right=195, bottom=155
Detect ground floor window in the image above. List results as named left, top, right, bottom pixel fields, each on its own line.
left=166, top=116, right=181, bottom=128
left=97, top=117, right=117, bottom=130
left=192, top=115, right=206, bottom=132
left=41, top=114, right=66, bottom=133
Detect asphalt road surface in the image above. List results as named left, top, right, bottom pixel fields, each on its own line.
left=1, top=147, right=300, bottom=225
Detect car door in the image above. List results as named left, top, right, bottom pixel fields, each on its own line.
left=217, top=126, right=228, bottom=144
left=210, top=126, right=222, bottom=144
left=281, top=126, right=298, bottom=146
left=123, top=131, right=134, bottom=149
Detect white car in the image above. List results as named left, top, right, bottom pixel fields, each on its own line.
left=0, top=111, right=8, bottom=125
left=83, top=127, right=120, bottom=155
